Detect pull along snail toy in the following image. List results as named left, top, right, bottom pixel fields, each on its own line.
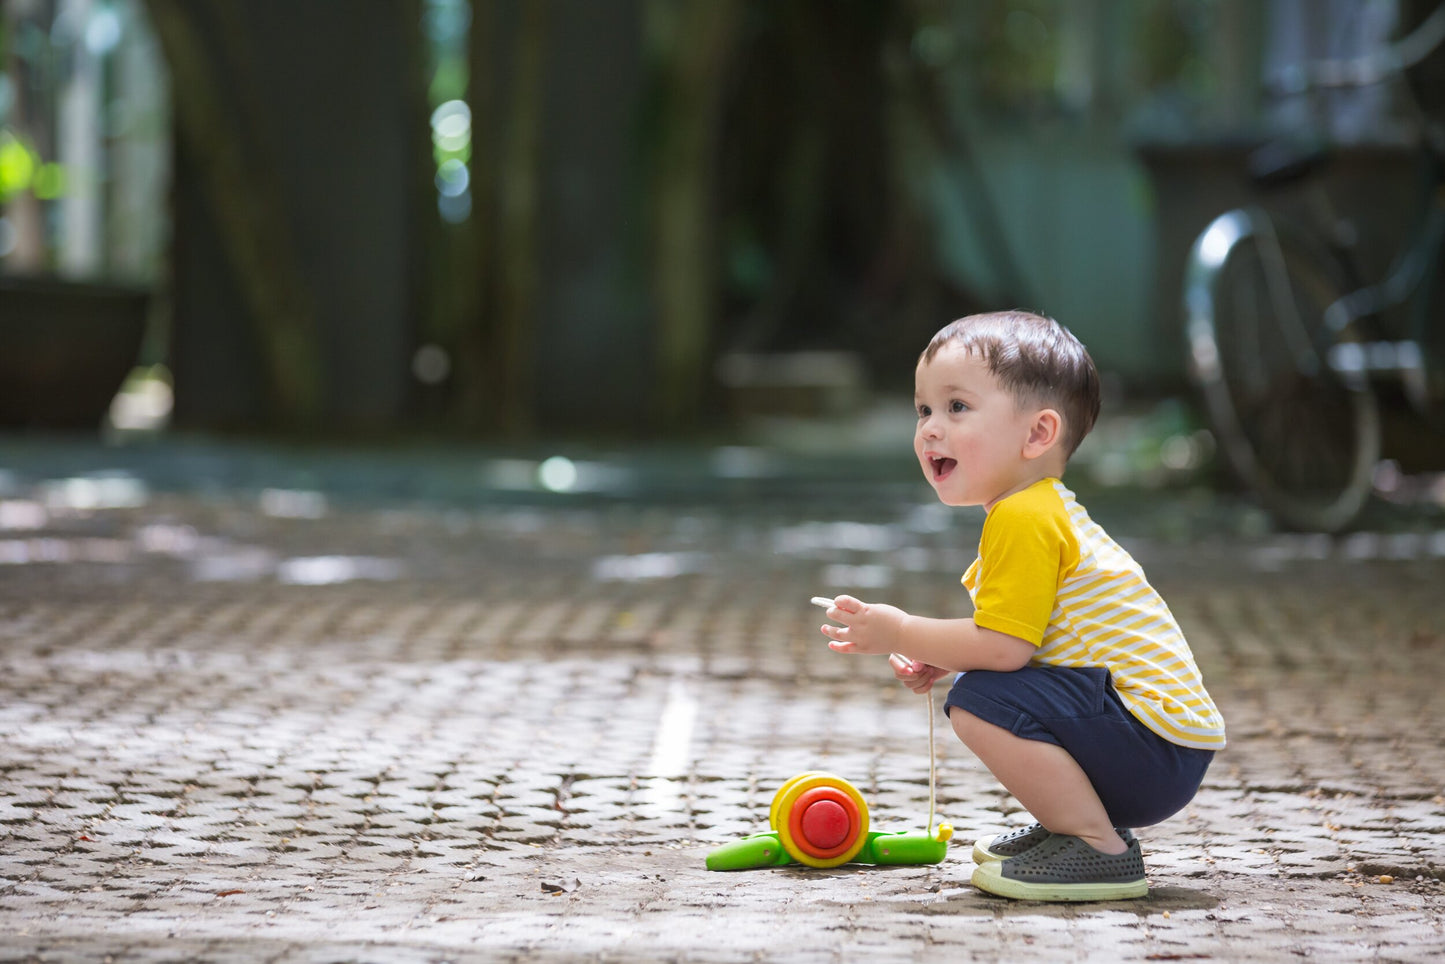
left=705, top=597, right=954, bottom=871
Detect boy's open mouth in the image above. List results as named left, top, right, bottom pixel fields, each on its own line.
left=929, top=456, right=957, bottom=481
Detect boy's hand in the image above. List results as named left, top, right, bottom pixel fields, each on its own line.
left=888, top=653, right=952, bottom=694
left=818, top=595, right=907, bottom=656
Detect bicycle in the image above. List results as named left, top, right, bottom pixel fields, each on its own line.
left=1182, top=4, right=1445, bottom=532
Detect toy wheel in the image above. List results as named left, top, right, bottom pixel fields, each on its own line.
left=773, top=773, right=870, bottom=868
left=769, top=771, right=826, bottom=831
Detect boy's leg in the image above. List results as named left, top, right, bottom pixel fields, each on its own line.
left=951, top=707, right=1127, bottom=855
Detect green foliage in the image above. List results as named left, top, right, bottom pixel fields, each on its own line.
left=0, top=129, right=37, bottom=201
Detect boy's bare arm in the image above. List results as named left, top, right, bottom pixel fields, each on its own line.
left=818, top=594, right=1034, bottom=672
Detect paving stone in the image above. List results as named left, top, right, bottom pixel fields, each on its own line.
left=1, top=450, right=1444, bottom=961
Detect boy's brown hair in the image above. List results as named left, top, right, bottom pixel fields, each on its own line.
left=922, top=310, right=1101, bottom=458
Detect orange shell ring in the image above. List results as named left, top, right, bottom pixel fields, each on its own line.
left=770, top=772, right=870, bottom=868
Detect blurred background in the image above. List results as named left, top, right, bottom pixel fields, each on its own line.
left=0, top=0, right=1441, bottom=523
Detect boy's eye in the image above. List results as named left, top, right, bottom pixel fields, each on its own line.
left=949, top=400, right=967, bottom=413
left=916, top=404, right=931, bottom=418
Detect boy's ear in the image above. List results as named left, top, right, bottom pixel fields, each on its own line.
left=1021, top=409, right=1063, bottom=460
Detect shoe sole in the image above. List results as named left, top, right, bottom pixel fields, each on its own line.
left=971, top=861, right=1148, bottom=902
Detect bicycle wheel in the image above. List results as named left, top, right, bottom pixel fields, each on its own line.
left=1183, top=208, right=1380, bottom=532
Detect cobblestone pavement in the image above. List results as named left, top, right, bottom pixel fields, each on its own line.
left=0, top=437, right=1443, bottom=962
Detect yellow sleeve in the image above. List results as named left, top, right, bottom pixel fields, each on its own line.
left=969, top=487, right=1077, bottom=647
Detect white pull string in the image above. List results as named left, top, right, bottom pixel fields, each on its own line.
left=811, top=598, right=939, bottom=837
left=926, top=687, right=937, bottom=837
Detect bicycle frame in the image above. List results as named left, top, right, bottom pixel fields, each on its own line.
left=1177, top=3, right=1445, bottom=531
left=1321, top=162, right=1444, bottom=414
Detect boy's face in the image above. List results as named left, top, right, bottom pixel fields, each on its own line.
left=913, top=342, right=1042, bottom=509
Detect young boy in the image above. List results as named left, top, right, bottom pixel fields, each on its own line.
left=819, top=310, right=1223, bottom=902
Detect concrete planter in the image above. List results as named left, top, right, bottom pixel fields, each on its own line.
left=1135, top=140, right=1422, bottom=381
left=0, top=275, right=150, bottom=429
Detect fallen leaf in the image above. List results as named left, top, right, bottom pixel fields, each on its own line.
left=215, top=889, right=244, bottom=897
left=540, top=879, right=580, bottom=894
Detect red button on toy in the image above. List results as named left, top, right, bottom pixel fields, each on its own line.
left=770, top=772, right=871, bottom=868
left=788, top=786, right=863, bottom=860
left=800, top=798, right=849, bottom=851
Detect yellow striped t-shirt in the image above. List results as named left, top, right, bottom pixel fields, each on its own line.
left=962, top=478, right=1225, bottom=750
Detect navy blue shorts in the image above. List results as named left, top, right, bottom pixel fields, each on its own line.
left=943, top=665, right=1214, bottom=829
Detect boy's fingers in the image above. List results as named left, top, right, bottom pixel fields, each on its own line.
left=889, top=653, right=926, bottom=674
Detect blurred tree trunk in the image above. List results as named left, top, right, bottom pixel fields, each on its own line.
left=402, top=0, right=455, bottom=424
left=710, top=2, right=986, bottom=381
left=644, top=0, right=740, bottom=429
left=462, top=0, right=547, bottom=437
left=726, top=4, right=829, bottom=354
left=494, top=0, right=546, bottom=437
left=2, top=0, right=49, bottom=271
left=449, top=0, right=497, bottom=433
left=893, top=0, right=1031, bottom=312
left=56, top=0, right=103, bottom=276
left=143, top=0, right=323, bottom=427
